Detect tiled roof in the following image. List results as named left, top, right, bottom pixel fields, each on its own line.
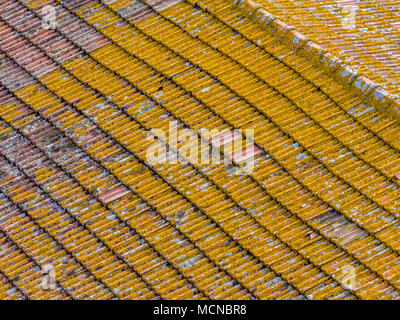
left=0, top=0, right=400, bottom=300
left=252, top=0, right=400, bottom=98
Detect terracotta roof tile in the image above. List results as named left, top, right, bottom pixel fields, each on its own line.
left=0, top=0, right=400, bottom=300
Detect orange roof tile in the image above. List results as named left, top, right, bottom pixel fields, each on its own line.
left=0, top=0, right=399, bottom=300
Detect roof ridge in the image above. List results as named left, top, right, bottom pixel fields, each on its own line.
left=230, top=0, right=400, bottom=123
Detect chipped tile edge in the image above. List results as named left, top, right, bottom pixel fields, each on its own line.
left=230, top=0, right=400, bottom=122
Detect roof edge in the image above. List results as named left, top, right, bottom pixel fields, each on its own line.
left=229, top=0, right=400, bottom=122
